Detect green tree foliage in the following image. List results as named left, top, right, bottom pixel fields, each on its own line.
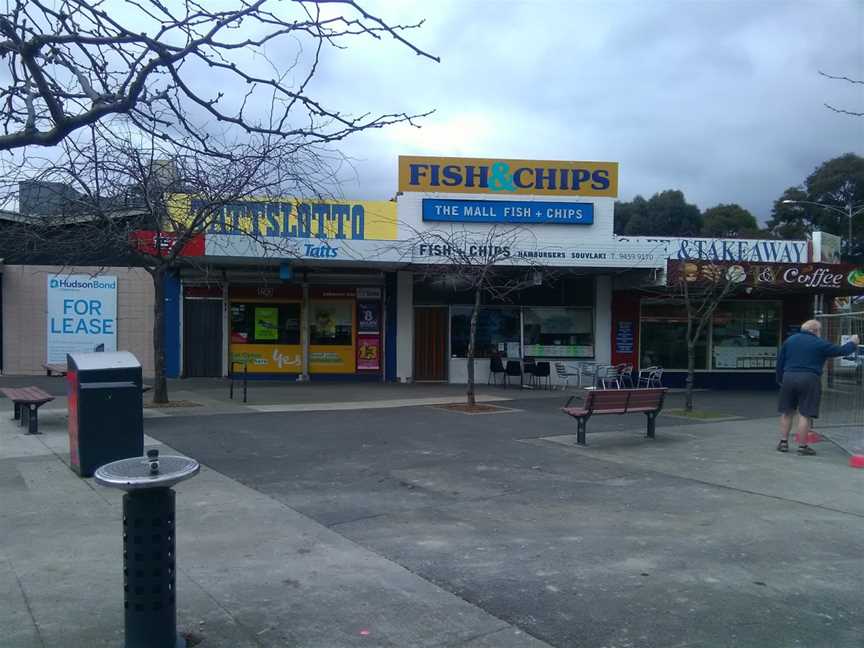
left=701, top=203, right=759, bottom=238
left=619, top=190, right=702, bottom=236
left=613, top=195, right=648, bottom=234
left=766, top=154, right=864, bottom=252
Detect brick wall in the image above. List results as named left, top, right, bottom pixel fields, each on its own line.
left=2, top=265, right=155, bottom=376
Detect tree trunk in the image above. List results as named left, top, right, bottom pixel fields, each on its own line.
left=151, top=267, right=169, bottom=404
left=685, top=341, right=695, bottom=412
left=466, top=287, right=481, bottom=406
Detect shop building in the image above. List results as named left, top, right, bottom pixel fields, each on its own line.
left=4, top=157, right=855, bottom=388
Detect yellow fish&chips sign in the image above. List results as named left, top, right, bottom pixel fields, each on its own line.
left=398, top=156, right=618, bottom=197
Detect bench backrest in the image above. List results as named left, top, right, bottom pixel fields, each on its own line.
left=584, top=388, right=666, bottom=413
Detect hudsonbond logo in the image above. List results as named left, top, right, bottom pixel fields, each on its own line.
left=399, top=156, right=618, bottom=197
left=50, top=277, right=117, bottom=290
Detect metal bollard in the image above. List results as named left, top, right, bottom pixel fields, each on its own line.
left=96, top=450, right=199, bottom=648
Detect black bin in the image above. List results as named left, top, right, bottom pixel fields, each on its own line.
left=67, top=351, right=144, bottom=477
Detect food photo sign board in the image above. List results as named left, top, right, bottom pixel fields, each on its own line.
left=667, top=261, right=864, bottom=293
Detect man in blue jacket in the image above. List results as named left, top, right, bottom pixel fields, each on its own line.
left=776, top=320, right=858, bottom=455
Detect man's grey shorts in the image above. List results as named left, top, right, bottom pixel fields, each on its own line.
left=778, top=371, right=822, bottom=418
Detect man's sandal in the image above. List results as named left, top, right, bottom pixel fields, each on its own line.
left=797, top=445, right=816, bottom=456
left=776, top=439, right=789, bottom=453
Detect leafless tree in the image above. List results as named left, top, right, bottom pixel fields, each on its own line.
left=405, top=225, right=547, bottom=407
left=662, top=261, right=745, bottom=411
left=1, top=120, right=327, bottom=403
left=0, top=0, right=438, bottom=152
left=819, top=71, right=864, bottom=117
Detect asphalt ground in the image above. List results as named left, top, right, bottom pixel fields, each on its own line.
left=142, top=393, right=864, bottom=648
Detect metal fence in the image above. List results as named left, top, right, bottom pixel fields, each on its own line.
left=816, top=312, right=864, bottom=456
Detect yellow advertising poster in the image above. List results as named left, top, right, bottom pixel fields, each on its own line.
left=309, top=346, right=356, bottom=373
left=230, top=344, right=302, bottom=373
left=167, top=195, right=397, bottom=241
left=398, top=155, right=618, bottom=197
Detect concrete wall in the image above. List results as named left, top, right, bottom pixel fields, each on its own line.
left=2, top=265, right=155, bottom=376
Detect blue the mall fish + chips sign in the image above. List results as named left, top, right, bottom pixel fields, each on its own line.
left=422, top=199, right=594, bottom=225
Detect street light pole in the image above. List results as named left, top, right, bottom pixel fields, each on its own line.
left=781, top=199, right=864, bottom=260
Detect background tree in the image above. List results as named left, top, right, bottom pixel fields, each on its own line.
left=613, top=195, right=648, bottom=235
left=621, top=190, right=702, bottom=236
left=0, top=0, right=437, bottom=152
left=765, top=153, right=864, bottom=255
left=406, top=226, right=543, bottom=407
left=700, top=203, right=759, bottom=238
left=0, top=121, right=317, bottom=403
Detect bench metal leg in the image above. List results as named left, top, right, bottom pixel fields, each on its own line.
left=576, top=418, right=587, bottom=446
left=645, top=412, right=656, bottom=439
left=27, top=405, right=41, bottom=435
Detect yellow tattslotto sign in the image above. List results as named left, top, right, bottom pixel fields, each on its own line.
left=398, top=156, right=618, bottom=197
left=167, top=195, right=397, bottom=241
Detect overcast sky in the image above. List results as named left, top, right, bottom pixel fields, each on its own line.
left=302, top=0, right=864, bottom=223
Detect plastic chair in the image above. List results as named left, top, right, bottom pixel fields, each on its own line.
left=488, top=356, right=506, bottom=386
left=505, top=360, right=522, bottom=388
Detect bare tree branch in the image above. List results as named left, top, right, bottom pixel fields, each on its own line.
left=0, top=0, right=438, bottom=151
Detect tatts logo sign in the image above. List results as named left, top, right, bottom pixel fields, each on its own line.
left=399, top=156, right=618, bottom=197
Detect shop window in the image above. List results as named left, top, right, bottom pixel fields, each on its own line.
left=640, top=302, right=708, bottom=370
left=712, top=301, right=780, bottom=370
left=450, top=307, right=521, bottom=358
left=230, top=302, right=300, bottom=344
left=523, top=308, right=594, bottom=357
left=310, top=301, right=353, bottom=345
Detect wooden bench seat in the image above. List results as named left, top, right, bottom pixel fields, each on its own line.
left=1, top=386, right=55, bottom=435
left=561, top=388, right=667, bottom=446
left=43, top=363, right=67, bottom=377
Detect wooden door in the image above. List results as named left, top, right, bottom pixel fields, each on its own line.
left=414, top=307, right=448, bottom=381
left=183, top=299, right=223, bottom=377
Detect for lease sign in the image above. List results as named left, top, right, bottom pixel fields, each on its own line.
left=46, top=274, right=117, bottom=363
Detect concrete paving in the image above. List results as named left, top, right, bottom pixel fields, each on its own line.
left=1, top=384, right=862, bottom=647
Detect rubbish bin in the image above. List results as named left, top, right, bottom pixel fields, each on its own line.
left=96, top=450, right=200, bottom=648
left=67, top=351, right=144, bottom=477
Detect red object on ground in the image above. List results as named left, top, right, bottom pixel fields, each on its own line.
left=849, top=455, right=864, bottom=469
left=795, top=431, right=823, bottom=444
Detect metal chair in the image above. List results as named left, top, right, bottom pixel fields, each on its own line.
left=618, top=364, right=635, bottom=388
left=649, top=367, right=664, bottom=387
left=488, top=356, right=506, bottom=386
left=533, top=361, right=552, bottom=390
left=504, top=360, right=522, bottom=388
left=638, top=366, right=659, bottom=388
left=596, top=365, right=621, bottom=389
left=578, top=362, right=598, bottom=388
left=523, top=358, right=537, bottom=388
left=554, top=362, right=579, bottom=390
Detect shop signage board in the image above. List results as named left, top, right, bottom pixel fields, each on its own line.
left=358, top=303, right=379, bottom=333
left=167, top=195, right=398, bottom=241
left=399, top=156, right=618, bottom=197
left=357, top=335, right=381, bottom=370
left=667, top=260, right=864, bottom=293
left=615, top=321, right=634, bottom=354
left=622, top=236, right=809, bottom=263
left=46, top=274, right=117, bottom=363
left=422, top=199, right=594, bottom=225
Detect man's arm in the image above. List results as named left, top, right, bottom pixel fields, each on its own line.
left=776, top=343, right=786, bottom=384
left=820, top=334, right=860, bottom=357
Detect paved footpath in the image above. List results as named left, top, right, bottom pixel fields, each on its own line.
left=0, top=410, right=550, bottom=648
left=2, top=385, right=864, bottom=647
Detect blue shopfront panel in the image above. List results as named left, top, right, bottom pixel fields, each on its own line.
left=422, top=198, right=594, bottom=225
